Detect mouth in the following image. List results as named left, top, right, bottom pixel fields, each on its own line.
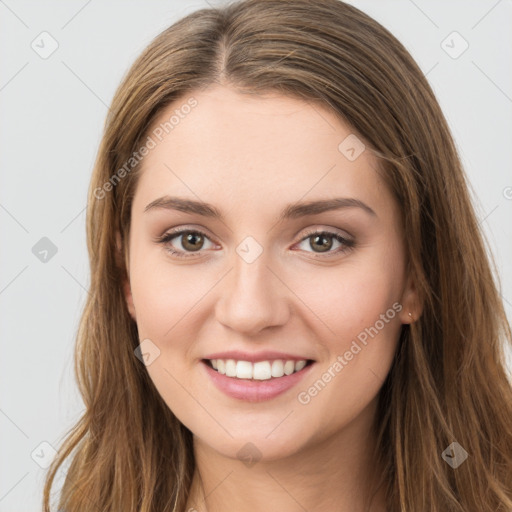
left=202, top=358, right=315, bottom=381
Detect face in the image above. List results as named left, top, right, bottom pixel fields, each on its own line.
left=122, top=85, right=418, bottom=461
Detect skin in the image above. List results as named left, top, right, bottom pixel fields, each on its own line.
left=121, top=85, right=421, bottom=512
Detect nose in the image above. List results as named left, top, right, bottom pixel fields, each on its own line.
left=214, top=251, right=290, bottom=336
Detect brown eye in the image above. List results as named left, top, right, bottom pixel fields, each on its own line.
left=309, top=233, right=333, bottom=253
left=157, top=229, right=216, bottom=258
left=295, top=230, right=355, bottom=257
left=181, top=232, right=204, bottom=252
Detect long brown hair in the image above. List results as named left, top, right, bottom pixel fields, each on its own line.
left=43, top=1, right=512, bottom=510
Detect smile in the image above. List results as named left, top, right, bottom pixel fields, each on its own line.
left=205, top=358, right=312, bottom=380
left=202, top=358, right=315, bottom=402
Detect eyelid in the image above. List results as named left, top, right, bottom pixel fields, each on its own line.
left=297, top=226, right=353, bottom=243
left=154, top=225, right=219, bottom=258
left=292, top=227, right=355, bottom=257
left=158, top=224, right=216, bottom=239
left=157, top=224, right=352, bottom=243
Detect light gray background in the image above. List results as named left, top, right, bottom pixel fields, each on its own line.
left=1, top=0, right=511, bottom=510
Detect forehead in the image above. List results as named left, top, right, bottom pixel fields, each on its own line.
left=133, top=85, right=391, bottom=220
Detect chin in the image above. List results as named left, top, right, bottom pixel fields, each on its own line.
left=194, top=424, right=312, bottom=464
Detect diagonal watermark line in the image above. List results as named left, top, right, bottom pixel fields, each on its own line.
left=265, top=265, right=337, bottom=336
left=479, top=204, right=499, bottom=225
left=265, top=409, right=294, bottom=438
left=471, top=0, right=502, bottom=30
left=266, top=471, right=308, bottom=511
left=308, top=100, right=336, bottom=131
left=0, top=472, right=29, bottom=502
left=406, top=0, right=439, bottom=28
left=472, top=61, right=512, bottom=104
left=189, top=469, right=234, bottom=511
left=203, top=470, right=233, bottom=500
left=0, top=62, right=29, bottom=92
left=164, top=267, right=233, bottom=337
left=61, top=0, right=93, bottom=29
left=0, top=0, right=29, bottom=28
left=264, top=49, right=297, bottom=72
left=0, top=265, right=28, bottom=296
left=501, top=293, right=512, bottom=309
left=0, top=202, right=29, bottom=232
left=61, top=205, right=87, bottom=233
left=202, top=0, right=231, bottom=7
left=368, top=367, right=384, bottom=384
left=0, top=408, right=29, bottom=438
left=162, top=367, right=234, bottom=438
left=61, top=61, right=110, bottom=109
left=60, top=265, right=90, bottom=295
left=424, top=61, right=439, bottom=77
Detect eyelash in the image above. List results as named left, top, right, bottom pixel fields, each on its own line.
left=156, top=227, right=355, bottom=259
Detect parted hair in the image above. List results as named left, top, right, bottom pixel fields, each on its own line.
left=43, top=1, right=512, bottom=510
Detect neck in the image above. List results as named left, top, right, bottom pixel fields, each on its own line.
left=185, top=397, right=387, bottom=512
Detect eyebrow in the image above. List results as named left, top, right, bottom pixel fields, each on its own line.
left=144, top=195, right=377, bottom=221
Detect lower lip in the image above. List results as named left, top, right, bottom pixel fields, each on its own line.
left=201, top=360, right=315, bottom=402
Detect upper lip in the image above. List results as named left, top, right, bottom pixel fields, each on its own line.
left=203, top=350, right=314, bottom=363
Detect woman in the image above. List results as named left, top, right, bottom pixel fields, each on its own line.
left=43, top=0, right=512, bottom=510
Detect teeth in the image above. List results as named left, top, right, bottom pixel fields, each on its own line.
left=253, top=361, right=272, bottom=380
left=284, top=360, right=295, bottom=375
left=271, top=359, right=284, bottom=377
left=236, top=360, right=253, bottom=379
left=209, top=358, right=309, bottom=380
left=295, top=360, right=306, bottom=372
left=225, top=359, right=237, bottom=377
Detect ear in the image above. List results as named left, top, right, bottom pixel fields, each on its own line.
left=398, top=272, right=423, bottom=324
left=116, top=231, right=136, bottom=321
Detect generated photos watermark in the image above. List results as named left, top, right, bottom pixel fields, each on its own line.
left=297, top=301, right=403, bottom=405
left=94, top=96, right=198, bottom=200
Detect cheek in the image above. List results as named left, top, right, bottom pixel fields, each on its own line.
left=292, top=256, right=403, bottom=347
left=290, top=255, right=404, bottom=430
left=129, top=248, right=203, bottom=340
left=128, top=254, right=210, bottom=428
left=289, top=248, right=404, bottom=402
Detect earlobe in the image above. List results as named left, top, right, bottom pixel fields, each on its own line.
left=116, top=231, right=136, bottom=321
left=123, top=279, right=137, bottom=321
left=399, top=273, right=423, bottom=324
